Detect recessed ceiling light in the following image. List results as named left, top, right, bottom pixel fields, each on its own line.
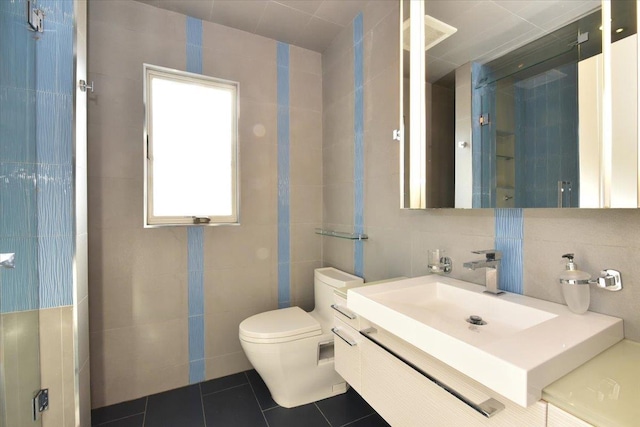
left=616, top=27, right=624, bottom=33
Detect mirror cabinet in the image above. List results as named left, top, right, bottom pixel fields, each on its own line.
left=400, top=0, right=639, bottom=209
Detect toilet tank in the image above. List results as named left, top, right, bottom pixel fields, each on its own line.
left=313, top=268, right=363, bottom=326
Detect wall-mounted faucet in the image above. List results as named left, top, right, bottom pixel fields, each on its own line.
left=463, top=250, right=503, bottom=295
left=0, top=253, right=16, bottom=269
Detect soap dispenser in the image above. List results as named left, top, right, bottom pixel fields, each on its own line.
left=558, top=253, right=591, bottom=314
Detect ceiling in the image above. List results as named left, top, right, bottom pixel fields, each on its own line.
left=406, top=0, right=601, bottom=82
left=132, top=0, right=373, bottom=53
left=133, top=0, right=601, bottom=81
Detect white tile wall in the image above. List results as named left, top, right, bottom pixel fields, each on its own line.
left=88, top=0, right=323, bottom=408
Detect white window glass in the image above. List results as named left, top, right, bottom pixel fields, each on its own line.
left=144, top=65, right=238, bottom=226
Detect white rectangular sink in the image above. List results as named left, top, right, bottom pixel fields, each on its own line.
left=347, top=275, right=623, bottom=407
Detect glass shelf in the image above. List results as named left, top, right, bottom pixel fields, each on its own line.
left=496, top=129, right=515, bottom=137
left=315, top=228, right=368, bottom=240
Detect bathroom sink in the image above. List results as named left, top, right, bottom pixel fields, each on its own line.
left=347, top=275, right=623, bottom=407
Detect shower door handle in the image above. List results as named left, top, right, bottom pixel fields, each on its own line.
left=0, top=253, right=15, bottom=268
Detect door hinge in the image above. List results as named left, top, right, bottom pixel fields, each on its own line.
left=479, top=114, right=490, bottom=126
left=27, top=1, right=44, bottom=33
left=32, top=389, right=49, bottom=421
left=577, top=31, right=589, bottom=44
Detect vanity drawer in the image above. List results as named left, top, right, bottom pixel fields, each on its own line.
left=332, top=294, right=359, bottom=330
left=332, top=317, right=362, bottom=391
left=359, top=322, right=547, bottom=426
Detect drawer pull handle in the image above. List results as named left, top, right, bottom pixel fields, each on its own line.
left=331, top=327, right=357, bottom=347
left=359, top=327, right=505, bottom=418
left=331, top=304, right=357, bottom=320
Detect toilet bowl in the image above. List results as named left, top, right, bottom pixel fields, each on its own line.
left=239, top=267, right=363, bottom=408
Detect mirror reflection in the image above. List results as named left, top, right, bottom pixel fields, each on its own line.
left=401, top=0, right=638, bottom=209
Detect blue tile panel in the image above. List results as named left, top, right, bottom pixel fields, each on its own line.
left=353, top=13, right=364, bottom=277
left=514, top=63, right=579, bottom=207
left=186, top=16, right=202, bottom=74
left=1, top=0, right=74, bottom=312
left=277, top=42, right=291, bottom=309
left=186, top=17, right=206, bottom=384
left=495, top=208, right=523, bottom=294
left=36, top=0, right=74, bottom=310
left=1, top=3, right=38, bottom=313
left=38, top=164, right=73, bottom=308
left=0, top=236, right=39, bottom=313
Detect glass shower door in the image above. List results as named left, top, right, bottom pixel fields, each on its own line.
left=0, top=1, right=42, bottom=426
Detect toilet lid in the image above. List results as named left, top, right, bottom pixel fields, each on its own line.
left=239, top=307, right=321, bottom=342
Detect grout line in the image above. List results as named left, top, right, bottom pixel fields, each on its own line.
left=340, top=413, right=375, bottom=427
left=55, top=308, right=68, bottom=426
left=94, top=412, right=145, bottom=426
left=259, top=401, right=280, bottom=412
left=246, top=371, right=279, bottom=411
left=200, top=382, right=248, bottom=397
left=314, top=402, right=332, bottom=426
left=199, top=382, right=208, bottom=427
left=245, top=371, right=271, bottom=427
left=141, top=397, right=148, bottom=426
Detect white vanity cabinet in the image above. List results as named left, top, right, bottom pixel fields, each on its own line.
left=332, top=294, right=362, bottom=390
left=333, top=297, right=548, bottom=426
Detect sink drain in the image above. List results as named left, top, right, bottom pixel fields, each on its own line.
left=466, top=315, right=487, bottom=326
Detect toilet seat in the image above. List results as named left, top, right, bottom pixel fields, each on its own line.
left=239, top=307, right=321, bottom=344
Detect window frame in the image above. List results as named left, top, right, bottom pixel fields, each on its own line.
left=143, top=64, right=240, bottom=227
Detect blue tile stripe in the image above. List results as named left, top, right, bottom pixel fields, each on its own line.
left=188, top=228, right=204, bottom=317
left=277, top=42, right=291, bottom=308
left=186, top=18, right=205, bottom=384
left=188, top=313, right=205, bottom=384
left=353, top=13, right=364, bottom=277
left=495, top=208, right=523, bottom=294
left=471, top=63, right=483, bottom=208
left=186, top=16, right=202, bottom=74
left=187, top=227, right=205, bottom=384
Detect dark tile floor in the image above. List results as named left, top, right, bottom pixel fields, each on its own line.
left=91, top=370, right=390, bottom=427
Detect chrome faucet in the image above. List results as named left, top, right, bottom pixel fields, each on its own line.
left=463, top=250, right=503, bottom=295
left=0, top=253, right=15, bottom=269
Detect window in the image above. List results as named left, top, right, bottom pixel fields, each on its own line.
left=144, top=64, right=239, bottom=226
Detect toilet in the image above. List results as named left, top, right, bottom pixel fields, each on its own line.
left=239, top=267, right=363, bottom=408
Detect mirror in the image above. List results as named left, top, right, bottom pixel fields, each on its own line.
left=400, top=0, right=639, bottom=209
